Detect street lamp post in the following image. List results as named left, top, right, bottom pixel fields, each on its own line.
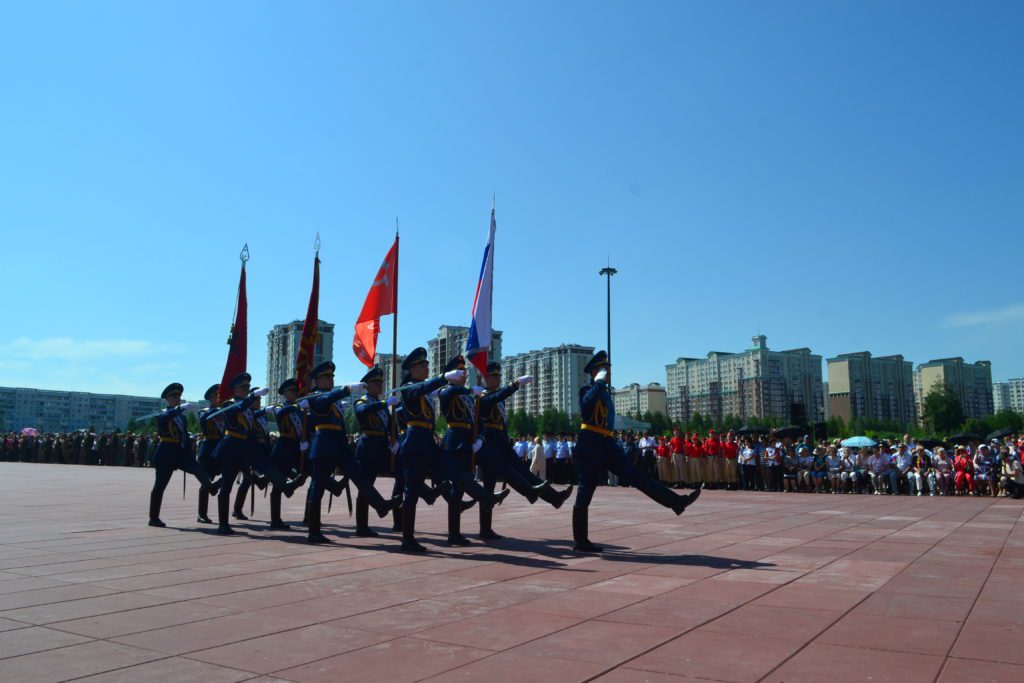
left=599, top=265, right=617, bottom=361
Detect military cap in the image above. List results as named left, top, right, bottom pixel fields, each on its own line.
left=278, top=378, right=298, bottom=395
left=203, top=384, right=220, bottom=401
left=310, top=361, right=336, bottom=380
left=402, top=347, right=428, bottom=370
left=230, top=372, right=252, bottom=388
left=443, top=354, right=466, bottom=373
left=486, top=361, right=501, bottom=376
left=361, top=366, right=384, bottom=383
left=161, top=382, right=184, bottom=399
left=583, top=350, right=610, bottom=375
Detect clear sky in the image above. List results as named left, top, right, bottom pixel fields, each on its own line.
left=1, top=1, right=1021, bottom=399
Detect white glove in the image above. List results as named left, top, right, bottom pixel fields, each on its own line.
left=179, top=402, right=195, bottom=412
left=299, top=441, right=309, bottom=452
left=386, top=395, right=400, bottom=407
left=253, top=388, right=270, bottom=398
left=516, top=375, right=534, bottom=387
left=390, top=441, right=400, bottom=455
left=347, top=382, right=367, bottom=394
left=444, top=369, right=466, bottom=382
left=470, top=385, right=484, bottom=396
left=430, top=388, right=442, bottom=398
left=595, top=368, right=609, bottom=383
left=298, top=399, right=310, bottom=410
left=472, top=437, right=484, bottom=453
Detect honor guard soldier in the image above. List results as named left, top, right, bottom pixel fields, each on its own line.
left=232, top=394, right=272, bottom=520
left=148, top=383, right=220, bottom=527
left=477, top=362, right=573, bottom=540
left=397, top=347, right=466, bottom=552
left=304, top=361, right=398, bottom=544
left=353, top=366, right=435, bottom=537
left=438, top=355, right=510, bottom=545
left=572, top=351, right=702, bottom=552
left=268, top=379, right=309, bottom=530
left=196, top=384, right=224, bottom=524
left=211, top=372, right=300, bottom=535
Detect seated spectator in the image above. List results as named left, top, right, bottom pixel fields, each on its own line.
left=1000, top=450, right=1024, bottom=499
left=930, top=447, right=952, bottom=495
left=890, top=444, right=914, bottom=495
left=908, top=446, right=929, bottom=496
left=811, top=447, right=828, bottom=493
left=953, top=446, right=975, bottom=495
left=826, top=446, right=843, bottom=494
left=782, top=447, right=799, bottom=492
left=869, top=446, right=890, bottom=494
left=974, top=445, right=998, bottom=497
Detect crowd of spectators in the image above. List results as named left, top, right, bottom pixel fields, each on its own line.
left=7, top=427, right=1024, bottom=500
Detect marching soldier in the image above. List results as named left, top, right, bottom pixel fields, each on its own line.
left=476, top=362, right=573, bottom=540
left=438, top=355, right=510, bottom=545
left=231, top=395, right=272, bottom=521
left=196, top=383, right=224, bottom=524
left=304, top=361, right=398, bottom=544
left=397, top=347, right=466, bottom=552
left=268, top=379, right=309, bottom=530
left=572, top=351, right=702, bottom=552
left=148, top=383, right=220, bottom=527
left=211, top=373, right=300, bottom=535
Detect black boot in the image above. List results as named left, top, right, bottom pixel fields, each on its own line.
left=572, top=505, right=601, bottom=553
left=535, top=481, right=574, bottom=509
left=268, top=489, right=290, bottom=529
left=148, top=488, right=165, bottom=527
left=401, top=504, right=426, bottom=552
left=460, top=498, right=476, bottom=512
left=392, top=499, right=403, bottom=531
left=672, top=482, right=703, bottom=515
left=197, top=488, right=213, bottom=524
left=446, top=498, right=471, bottom=546
left=372, top=491, right=398, bottom=519
left=478, top=504, right=503, bottom=541
left=217, top=495, right=235, bottom=535
left=232, top=481, right=249, bottom=520
left=354, top=495, right=378, bottom=537
left=420, top=484, right=441, bottom=506
left=307, top=500, right=331, bottom=544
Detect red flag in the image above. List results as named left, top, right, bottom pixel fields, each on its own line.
left=295, top=254, right=320, bottom=395
left=353, top=237, right=398, bottom=368
left=218, top=261, right=247, bottom=403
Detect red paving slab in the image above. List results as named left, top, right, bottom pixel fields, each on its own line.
left=0, top=462, right=1023, bottom=682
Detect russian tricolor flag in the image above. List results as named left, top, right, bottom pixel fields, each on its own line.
left=466, top=208, right=496, bottom=376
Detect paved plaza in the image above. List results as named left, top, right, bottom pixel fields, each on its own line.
left=0, top=463, right=1022, bottom=682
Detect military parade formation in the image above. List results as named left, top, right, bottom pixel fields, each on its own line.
left=147, top=348, right=703, bottom=553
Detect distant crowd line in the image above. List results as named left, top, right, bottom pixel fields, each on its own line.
left=5, top=427, right=1024, bottom=499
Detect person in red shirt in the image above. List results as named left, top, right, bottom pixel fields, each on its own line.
left=687, top=433, right=706, bottom=485
left=669, top=428, right=688, bottom=488
left=704, top=430, right=723, bottom=489
left=655, top=437, right=673, bottom=484
left=721, top=431, right=739, bottom=489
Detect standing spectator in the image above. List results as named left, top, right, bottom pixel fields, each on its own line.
left=704, top=430, right=723, bottom=489
left=721, top=431, right=739, bottom=490
left=542, top=433, right=556, bottom=482
left=762, top=441, right=783, bottom=492
left=687, top=433, right=706, bottom=485
left=655, top=437, right=673, bottom=484
left=555, top=433, right=571, bottom=485
left=953, top=446, right=975, bottom=495
left=639, top=432, right=657, bottom=477
left=782, top=446, right=799, bottom=492
left=669, top=428, right=687, bottom=488
left=529, top=437, right=546, bottom=479
left=739, top=438, right=758, bottom=490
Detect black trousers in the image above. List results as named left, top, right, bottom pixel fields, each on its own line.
left=574, top=431, right=678, bottom=510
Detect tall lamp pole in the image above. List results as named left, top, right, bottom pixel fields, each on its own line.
left=599, top=265, right=617, bottom=361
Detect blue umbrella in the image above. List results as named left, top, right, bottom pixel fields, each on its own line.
left=841, top=436, right=877, bottom=448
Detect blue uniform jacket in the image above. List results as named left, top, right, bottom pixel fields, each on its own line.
left=399, top=376, right=446, bottom=454
left=579, top=380, right=615, bottom=439
left=439, top=385, right=476, bottom=452
left=155, top=406, right=189, bottom=450
left=479, top=383, right=519, bottom=447
left=306, top=387, right=352, bottom=460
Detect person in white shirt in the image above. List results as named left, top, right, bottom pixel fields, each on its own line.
left=529, top=437, right=546, bottom=479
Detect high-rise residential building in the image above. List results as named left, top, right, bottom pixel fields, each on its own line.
left=266, top=320, right=334, bottom=393
left=826, top=352, right=916, bottom=427
left=822, top=382, right=831, bottom=420
left=0, top=387, right=162, bottom=433
left=502, top=344, right=595, bottom=417
left=665, top=335, right=824, bottom=425
left=427, top=325, right=502, bottom=386
left=613, top=383, right=667, bottom=417
left=914, top=358, right=994, bottom=421
left=372, top=353, right=407, bottom=395
left=994, top=382, right=1011, bottom=413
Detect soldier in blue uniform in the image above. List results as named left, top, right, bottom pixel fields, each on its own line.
left=232, top=394, right=272, bottom=520
left=572, top=351, right=702, bottom=552
left=196, top=383, right=224, bottom=524
left=211, top=372, right=300, bottom=535
left=268, top=378, right=309, bottom=530
left=438, top=354, right=511, bottom=545
left=477, top=362, right=573, bottom=540
left=397, top=347, right=467, bottom=552
left=304, top=361, right=398, bottom=544
left=149, top=383, right=220, bottom=527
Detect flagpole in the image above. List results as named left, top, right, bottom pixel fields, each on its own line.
left=391, top=218, right=399, bottom=391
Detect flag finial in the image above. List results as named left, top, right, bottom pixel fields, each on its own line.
left=491, top=193, right=496, bottom=212
left=240, top=243, right=250, bottom=263
left=314, top=232, right=321, bottom=254
left=395, top=216, right=399, bottom=237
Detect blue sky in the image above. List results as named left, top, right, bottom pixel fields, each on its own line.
left=1, top=1, right=1021, bottom=399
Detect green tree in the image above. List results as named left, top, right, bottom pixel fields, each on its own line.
left=922, top=383, right=964, bottom=435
